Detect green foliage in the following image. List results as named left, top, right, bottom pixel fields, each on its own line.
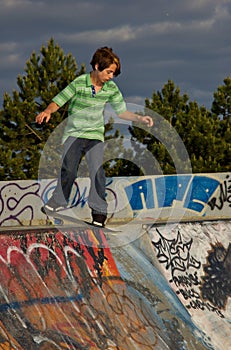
left=141, top=79, right=231, bottom=173
left=212, top=77, right=231, bottom=121
left=0, top=38, right=85, bottom=180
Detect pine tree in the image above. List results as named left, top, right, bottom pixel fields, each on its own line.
left=140, top=80, right=230, bottom=173
left=145, top=79, right=189, bottom=125
left=174, top=102, right=223, bottom=172
left=0, top=38, right=85, bottom=180
left=129, top=81, right=192, bottom=174
left=211, top=77, right=231, bottom=170
left=212, top=77, right=231, bottom=121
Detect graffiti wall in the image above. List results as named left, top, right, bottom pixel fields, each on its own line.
left=0, top=172, right=230, bottom=227
left=145, top=219, right=231, bottom=350
left=0, top=173, right=230, bottom=349
left=0, top=226, right=215, bottom=349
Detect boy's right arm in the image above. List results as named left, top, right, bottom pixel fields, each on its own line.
left=35, top=102, right=59, bottom=124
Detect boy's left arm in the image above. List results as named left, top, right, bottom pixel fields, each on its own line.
left=118, top=110, right=153, bottom=127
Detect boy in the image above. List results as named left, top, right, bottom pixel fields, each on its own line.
left=36, top=46, right=153, bottom=227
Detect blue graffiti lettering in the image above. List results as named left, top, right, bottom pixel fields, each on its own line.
left=184, top=176, right=220, bottom=212
left=155, top=175, right=191, bottom=207
left=124, top=175, right=221, bottom=213
left=125, top=179, right=154, bottom=210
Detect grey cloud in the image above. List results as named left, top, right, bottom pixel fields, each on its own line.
left=0, top=0, right=231, bottom=108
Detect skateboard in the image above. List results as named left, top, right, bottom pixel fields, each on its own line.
left=41, top=207, right=121, bottom=233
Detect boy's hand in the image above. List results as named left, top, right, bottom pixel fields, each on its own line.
left=35, top=102, right=59, bottom=124
left=36, top=111, right=51, bottom=124
left=140, top=116, right=154, bottom=127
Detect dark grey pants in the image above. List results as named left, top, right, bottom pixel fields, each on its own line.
left=52, top=137, right=107, bottom=215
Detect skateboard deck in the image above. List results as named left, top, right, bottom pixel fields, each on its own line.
left=41, top=207, right=121, bottom=233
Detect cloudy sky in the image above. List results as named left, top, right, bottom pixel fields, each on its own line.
left=0, top=0, right=231, bottom=109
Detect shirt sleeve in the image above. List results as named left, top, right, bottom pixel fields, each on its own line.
left=52, top=79, right=77, bottom=107
left=108, top=83, right=127, bottom=115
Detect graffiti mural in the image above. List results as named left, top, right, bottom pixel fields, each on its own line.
left=0, top=182, right=41, bottom=226
left=150, top=220, right=231, bottom=350
left=0, top=173, right=230, bottom=227
left=152, top=227, right=224, bottom=318
left=0, top=227, right=157, bottom=349
left=207, top=174, right=231, bottom=211
left=0, top=226, right=212, bottom=349
left=0, top=174, right=230, bottom=349
left=201, top=243, right=231, bottom=310
left=125, top=174, right=220, bottom=213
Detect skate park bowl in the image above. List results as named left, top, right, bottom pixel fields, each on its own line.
left=0, top=173, right=230, bottom=349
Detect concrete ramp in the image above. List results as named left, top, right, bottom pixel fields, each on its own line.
left=1, top=173, right=230, bottom=349
left=0, top=223, right=218, bottom=350
left=138, top=219, right=231, bottom=350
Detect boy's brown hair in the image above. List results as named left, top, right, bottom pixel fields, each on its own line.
left=90, top=47, right=121, bottom=76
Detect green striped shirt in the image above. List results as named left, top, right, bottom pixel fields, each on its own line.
left=52, top=73, right=127, bottom=142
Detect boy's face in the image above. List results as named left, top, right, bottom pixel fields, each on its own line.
left=96, top=63, right=117, bottom=83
